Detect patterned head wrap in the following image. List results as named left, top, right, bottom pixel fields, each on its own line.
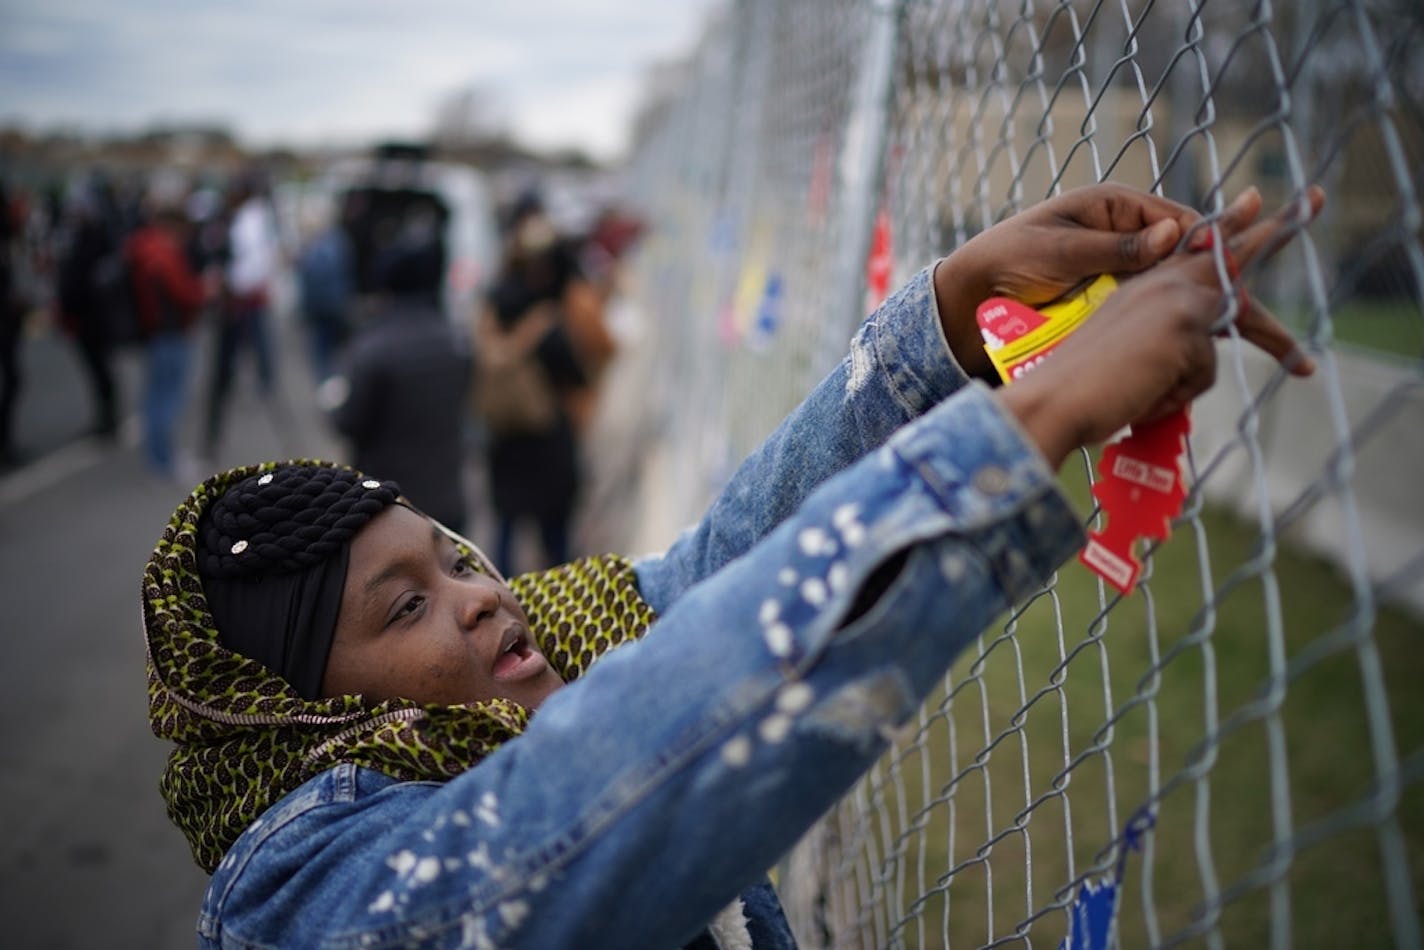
left=196, top=464, right=401, bottom=699
left=144, top=460, right=658, bottom=872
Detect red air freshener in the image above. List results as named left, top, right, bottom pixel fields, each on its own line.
left=1079, top=410, right=1191, bottom=593
left=976, top=277, right=1193, bottom=595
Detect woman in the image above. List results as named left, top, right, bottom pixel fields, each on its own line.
left=476, top=202, right=599, bottom=574
left=145, top=185, right=1320, bottom=948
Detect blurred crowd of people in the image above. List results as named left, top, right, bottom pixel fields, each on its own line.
left=327, top=183, right=643, bottom=574
left=0, top=168, right=280, bottom=475
left=0, top=162, right=644, bottom=576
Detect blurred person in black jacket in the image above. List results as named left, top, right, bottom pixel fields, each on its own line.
left=55, top=177, right=125, bottom=440
left=0, top=178, right=21, bottom=466
left=327, top=224, right=471, bottom=532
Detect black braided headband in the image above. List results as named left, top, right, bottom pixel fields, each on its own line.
left=198, top=464, right=401, bottom=579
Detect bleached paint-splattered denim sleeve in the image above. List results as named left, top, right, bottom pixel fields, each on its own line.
left=198, top=383, right=1085, bottom=949
left=635, top=264, right=971, bottom=614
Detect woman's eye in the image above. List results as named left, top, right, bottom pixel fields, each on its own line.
left=392, top=595, right=425, bottom=623
left=452, top=555, right=476, bottom=577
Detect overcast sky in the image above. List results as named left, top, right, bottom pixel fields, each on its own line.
left=0, top=0, right=719, bottom=161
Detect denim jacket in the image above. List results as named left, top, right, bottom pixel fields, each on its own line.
left=196, top=266, right=1086, bottom=948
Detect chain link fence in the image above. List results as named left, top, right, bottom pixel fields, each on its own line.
left=614, top=0, right=1423, bottom=945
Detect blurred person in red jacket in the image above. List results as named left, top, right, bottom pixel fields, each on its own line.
left=126, top=201, right=211, bottom=477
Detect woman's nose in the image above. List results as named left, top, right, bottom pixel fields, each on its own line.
left=456, top=579, right=502, bottom=629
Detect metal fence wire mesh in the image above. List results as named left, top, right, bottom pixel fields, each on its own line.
left=618, top=0, right=1424, bottom=946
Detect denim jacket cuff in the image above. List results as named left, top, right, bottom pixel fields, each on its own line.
left=863, top=264, right=970, bottom=416
left=886, top=381, right=1086, bottom=604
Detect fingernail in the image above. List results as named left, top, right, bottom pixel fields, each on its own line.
left=1146, top=220, right=1176, bottom=255
left=1224, top=186, right=1259, bottom=217
left=1188, top=228, right=1212, bottom=252
left=1286, top=346, right=1316, bottom=376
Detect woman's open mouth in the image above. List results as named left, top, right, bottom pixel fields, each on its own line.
left=492, top=625, right=546, bottom=681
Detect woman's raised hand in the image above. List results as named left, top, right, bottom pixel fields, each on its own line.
left=993, top=185, right=1325, bottom=471
left=933, top=183, right=1205, bottom=380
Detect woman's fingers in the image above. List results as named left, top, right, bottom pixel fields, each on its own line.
left=1052, top=217, right=1183, bottom=278
left=1059, top=185, right=1202, bottom=274
left=1180, top=186, right=1325, bottom=375
left=1231, top=298, right=1317, bottom=376
left=1176, top=187, right=1324, bottom=291
left=1083, top=182, right=1202, bottom=234
left=1185, top=186, right=1264, bottom=251
left=1225, top=185, right=1326, bottom=270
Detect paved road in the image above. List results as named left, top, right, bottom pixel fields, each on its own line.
left=0, top=312, right=344, bottom=949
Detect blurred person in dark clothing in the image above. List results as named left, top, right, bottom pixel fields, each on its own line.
left=0, top=178, right=21, bottom=466
left=296, top=206, right=355, bottom=384
left=327, top=227, right=471, bottom=532
left=126, top=201, right=210, bottom=477
left=55, top=179, right=124, bottom=440
left=477, top=199, right=594, bottom=574
left=203, top=172, right=281, bottom=460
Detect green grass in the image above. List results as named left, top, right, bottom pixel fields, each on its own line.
left=835, top=466, right=1424, bottom=948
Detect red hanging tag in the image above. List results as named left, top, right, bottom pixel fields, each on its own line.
left=1079, top=409, right=1191, bottom=593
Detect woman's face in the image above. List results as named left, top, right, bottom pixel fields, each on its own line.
left=321, top=504, right=565, bottom=709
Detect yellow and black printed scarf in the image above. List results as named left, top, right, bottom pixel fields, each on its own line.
left=144, top=461, right=657, bottom=872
